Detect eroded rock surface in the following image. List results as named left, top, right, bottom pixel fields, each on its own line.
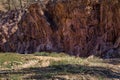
left=0, top=0, right=120, bottom=58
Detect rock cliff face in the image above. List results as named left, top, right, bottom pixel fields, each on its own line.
left=0, top=0, right=120, bottom=58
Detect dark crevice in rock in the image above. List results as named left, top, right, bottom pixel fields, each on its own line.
left=44, top=11, right=58, bottom=31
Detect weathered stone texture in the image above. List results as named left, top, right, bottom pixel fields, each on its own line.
left=0, top=0, right=120, bottom=58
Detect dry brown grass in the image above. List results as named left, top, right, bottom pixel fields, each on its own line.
left=0, top=53, right=120, bottom=80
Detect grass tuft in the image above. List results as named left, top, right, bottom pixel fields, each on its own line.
left=34, top=52, right=70, bottom=57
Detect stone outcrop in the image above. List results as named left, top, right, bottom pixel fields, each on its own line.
left=0, top=10, right=25, bottom=52
left=0, top=0, right=120, bottom=58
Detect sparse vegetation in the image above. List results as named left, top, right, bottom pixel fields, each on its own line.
left=0, top=52, right=119, bottom=79
left=0, top=53, right=36, bottom=69
left=0, top=53, right=23, bottom=69
left=34, top=52, right=70, bottom=57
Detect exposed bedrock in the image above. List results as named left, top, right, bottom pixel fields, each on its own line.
left=0, top=0, right=120, bottom=58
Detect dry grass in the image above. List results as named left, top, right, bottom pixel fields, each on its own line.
left=0, top=52, right=120, bottom=80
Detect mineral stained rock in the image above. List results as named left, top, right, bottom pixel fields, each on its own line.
left=0, top=0, right=120, bottom=58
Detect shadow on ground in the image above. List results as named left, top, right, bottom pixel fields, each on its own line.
left=0, top=64, right=120, bottom=79
left=103, top=58, right=120, bottom=65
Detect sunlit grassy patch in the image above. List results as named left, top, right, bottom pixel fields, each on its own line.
left=0, top=53, right=33, bottom=69
left=34, top=52, right=70, bottom=57
left=0, top=52, right=119, bottom=80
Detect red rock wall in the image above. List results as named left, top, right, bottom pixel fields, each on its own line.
left=0, top=0, right=120, bottom=58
